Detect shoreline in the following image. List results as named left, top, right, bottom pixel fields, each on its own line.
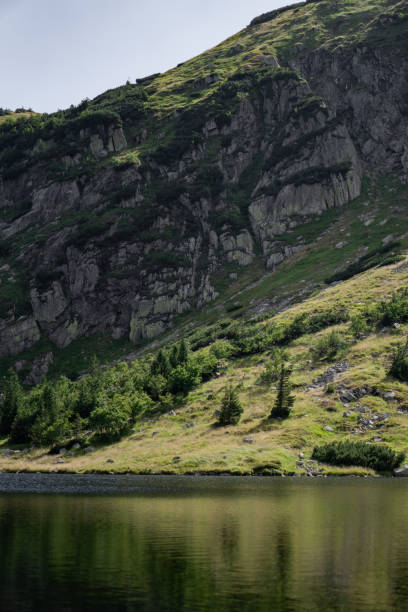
left=0, top=467, right=392, bottom=478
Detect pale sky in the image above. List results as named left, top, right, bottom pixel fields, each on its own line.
left=0, top=0, right=298, bottom=114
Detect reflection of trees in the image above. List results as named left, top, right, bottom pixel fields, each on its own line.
left=0, top=481, right=406, bottom=610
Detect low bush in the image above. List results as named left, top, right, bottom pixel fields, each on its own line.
left=312, top=441, right=405, bottom=472
left=389, top=338, right=408, bottom=382
left=258, top=347, right=288, bottom=384
left=313, top=330, right=346, bottom=361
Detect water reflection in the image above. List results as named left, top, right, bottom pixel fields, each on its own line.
left=0, top=477, right=406, bottom=611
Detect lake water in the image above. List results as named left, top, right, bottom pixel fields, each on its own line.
left=0, top=474, right=407, bottom=611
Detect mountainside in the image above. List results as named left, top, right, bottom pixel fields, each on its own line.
left=1, top=0, right=408, bottom=475
left=0, top=0, right=407, bottom=381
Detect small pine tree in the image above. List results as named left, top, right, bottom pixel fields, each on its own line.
left=218, top=385, right=243, bottom=426
left=178, top=338, right=190, bottom=365
left=270, top=364, right=294, bottom=419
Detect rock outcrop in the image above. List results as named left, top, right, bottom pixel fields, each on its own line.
left=0, top=0, right=406, bottom=366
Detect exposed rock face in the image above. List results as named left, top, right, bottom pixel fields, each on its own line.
left=292, top=47, right=408, bottom=177
left=0, top=14, right=406, bottom=361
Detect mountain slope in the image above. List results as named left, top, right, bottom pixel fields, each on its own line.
left=2, top=252, right=408, bottom=475
left=0, top=0, right=407, bottom=381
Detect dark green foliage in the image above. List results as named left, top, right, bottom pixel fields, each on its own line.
left=195, top=166, right=224, bottom=198
left=10, top=390, right=40, bottom=444
left=155, top=183, right=185, bottom=206
left=0, top=241, right=11, bottom=258
left=312, top=441, right=405, bottom=472
left=178, top=338, right=190, bottom=365
left=376, top=289, right=408, bottom=326
left=0, top=369, right=23, bottom=436
left=151, top=349, right=171, bottom=377
left=389, top=338, right=408, bottom=382
left=29, top=378, right=74, bottom=446
left=218, top=385, right=243, bottom=425
left=169, top=345, right=180, bottom=369
left=270, top=364, right=294, bottom=419
left=325, top=242, right=402, bottom=284
left=168, top=363, right=201, bottom=396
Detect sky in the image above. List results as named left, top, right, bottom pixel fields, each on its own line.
left=0, top=0, right=298, bottom=114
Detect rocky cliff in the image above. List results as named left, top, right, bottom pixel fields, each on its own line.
left=0, top=0, right=406, bottom=376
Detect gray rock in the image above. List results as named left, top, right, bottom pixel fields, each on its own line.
left=106, top=459, right=114, bottom=463
left=83, top=446, right=96, bottom=454
left=394, top=465, right=408, bottom=477
left=324, top=426, right=334, bottom=433
left=242, top=437, right=255, bottom=444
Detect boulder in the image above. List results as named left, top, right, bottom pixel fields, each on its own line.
left=394, top=465, right=408, bottom=477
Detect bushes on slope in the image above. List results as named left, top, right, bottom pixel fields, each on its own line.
left=312, top=441, right=405, bottom=472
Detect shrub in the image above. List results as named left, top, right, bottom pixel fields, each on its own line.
left=312, top=441, right=405, bottom=472
left=209, top=340, right=235, bottom=359
left=168, top=363, right=201, bottom=396
left=349, top=312, right=369, bottom=339
left=313, top=330, right=345, bottom=361
left=377, top=289, right=408, bottom=326
left=90, top=393, right=131, bottom=439
left=389, top=338, right=408, bottom=382
left=258, top=347, right=289, bottom=384
left=270, top=364, right=294, bottom=419
left=218, top=385, right=243, bottom=425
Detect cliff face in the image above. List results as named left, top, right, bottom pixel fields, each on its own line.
left=0, top=0, right=406, bottom=369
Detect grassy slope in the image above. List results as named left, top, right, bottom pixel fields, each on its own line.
left=3, top=240, right=408, bottom=475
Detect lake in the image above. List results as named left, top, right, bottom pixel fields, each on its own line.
left=0, top=474, right=407, bottom=611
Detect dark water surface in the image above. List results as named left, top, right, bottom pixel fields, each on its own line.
left=0, top=474, right=407, bottom=611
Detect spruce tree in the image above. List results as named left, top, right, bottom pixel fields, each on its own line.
left=169, top=345, right=180, bottom=369
left=0, top=369, right=23, bottom=436
left=270, top=364, right=294, bottom=419
left=178, top=338, right=190, bottom=365
left=150, top=349, right=171, bottom=377
left=218, top=385, right=243, bottom=425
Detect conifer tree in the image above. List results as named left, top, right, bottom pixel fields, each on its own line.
left=178, top=338, right=190, bottom=365
left=0, top=369, right=23, bottom=436
left=169, top=345, right=179, bottom=369
left=270, top=364, right=294, bottom=419
left=218, top=385, right=243, bottom=425
left=150, top=349, right=171, bottom=377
